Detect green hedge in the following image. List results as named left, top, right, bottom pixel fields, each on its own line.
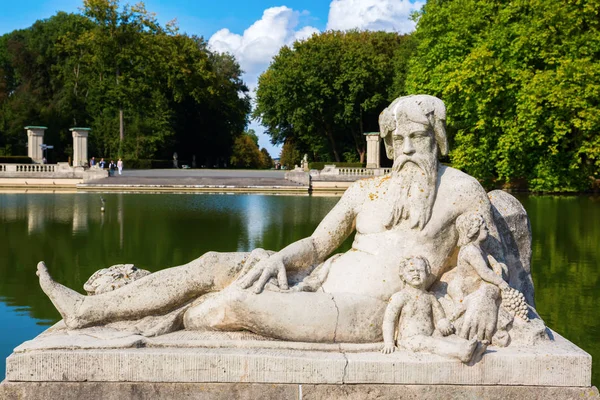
left=123, top=159, right=175, bottom=169
left=0, top=156, right=33, bottom=164
left=308, top=162, right=365, bottom=170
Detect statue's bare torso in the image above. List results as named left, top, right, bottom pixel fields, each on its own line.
left=319, top=165, right=493, bottom=301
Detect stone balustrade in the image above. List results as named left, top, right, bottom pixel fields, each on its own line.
left=317, top=165, right=391, bottom=177
left=14, top=164, right=56, bottom=173
left=337, top=167, right=391, bottom=176
left=0, top=162, right=107, bottom=182
left=1, top=163, right=60, bottom=174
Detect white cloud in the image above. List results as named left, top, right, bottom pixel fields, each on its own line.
left=208, top=6, right=319, bottom=157
left=326, top=0, right=424, bottom=33
left=209, top=7, right=318, bottom=79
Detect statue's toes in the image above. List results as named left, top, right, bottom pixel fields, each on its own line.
left=36, top=261, right=48, bottom=276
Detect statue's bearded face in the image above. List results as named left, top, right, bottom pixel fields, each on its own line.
left=386, top=117, right=439, bottom=230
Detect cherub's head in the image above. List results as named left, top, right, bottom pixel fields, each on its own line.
left=455, top=212, right=488, bottom=246
left=398, top=256, right=431, bottom=289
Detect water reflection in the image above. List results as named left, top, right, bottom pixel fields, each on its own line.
left=0, top=193, right=598, bottom=385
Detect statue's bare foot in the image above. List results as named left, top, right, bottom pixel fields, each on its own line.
left=37, top=262, right=87, bottom=329
left=459, top=338, right=479, bottom=363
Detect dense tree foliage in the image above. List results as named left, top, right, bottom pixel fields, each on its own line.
left=229, top=129, right=271, bottom=169
left=0, top=0, right=250, bottom=165
left=279, top=139, right=302, bottom=169
left=255, top=31, right=415, bottom=163
left=406, top=0, right=600, bottom=191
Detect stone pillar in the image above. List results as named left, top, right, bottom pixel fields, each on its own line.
left=70, top=127, right=91, bottom=167
left=364, top=132, right=381, bottom=169
left=25, top=126, right=47, bottom=164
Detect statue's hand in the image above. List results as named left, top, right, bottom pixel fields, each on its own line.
left=238, top=255, right=288, bottom=294
left=459, top=284, right=500, bottom=341
left=437, top=318, right=455, bottom=336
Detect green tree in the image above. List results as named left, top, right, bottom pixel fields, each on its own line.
left=0, top=1, right=250, bottom=164
left=406, top=0, right=600, bottom=191
left=279, top=138, right=301, bottom=169
left=260, top=148, right=273, bottom=169
left=255, top=30, right=414, bottom=163
left=229, top=131, right=264, bottom=168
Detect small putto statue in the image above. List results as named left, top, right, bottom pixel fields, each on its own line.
left=381, top=256, right=488, bottom=363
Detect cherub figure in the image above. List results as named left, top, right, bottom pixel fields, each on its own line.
left=449, top=212, right=510, bottom=303
left=448, top=212, right=529, bottom=344
left=381, top=256, right=488, bottom=363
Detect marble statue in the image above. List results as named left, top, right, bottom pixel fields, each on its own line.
left=380, top=256, right=488, bottom=363
left=36, top=94, right=547, bottom=357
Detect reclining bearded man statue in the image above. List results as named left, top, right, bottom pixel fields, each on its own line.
left=37, top=94, right=547, bottom=347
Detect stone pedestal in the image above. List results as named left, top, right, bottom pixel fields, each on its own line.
left=1, top=382, right=597, bottom=400
left=25, top=126, right=47, bottom=164
left=70, top=127, right=91, bottom=167
left=364, top=132, right=380, bottom=169
left=1, top=325, right=597, bottom=399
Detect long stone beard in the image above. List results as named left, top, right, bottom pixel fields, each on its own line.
left=385, top=154, right=439, bottom=230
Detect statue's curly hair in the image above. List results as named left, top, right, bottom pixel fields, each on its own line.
left=379, top=95, right=448, bottom=160
left=455, top=212, right=485, bottom=246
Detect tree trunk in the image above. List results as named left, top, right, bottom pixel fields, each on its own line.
left=324, top=122, right=340, bottom=162
left=350, top=124, right=366, bottom=164
left=116, top=64, right=123, bottom=142
left=119, top=107, right=124, bottom=141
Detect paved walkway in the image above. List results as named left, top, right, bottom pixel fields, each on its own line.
left=80, top=169, right=307, bottom=192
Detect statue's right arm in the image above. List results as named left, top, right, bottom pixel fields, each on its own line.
left=382, top=293, right=404, bottom=352
left=239, top=182, right=363, bottom=293
left=464, top=246, right=509, bottom=290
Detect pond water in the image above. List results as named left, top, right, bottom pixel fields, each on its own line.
left=0, top=192, right=598, bottom=385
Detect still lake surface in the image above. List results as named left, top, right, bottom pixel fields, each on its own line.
left=0, top=192, right=598, bottom=384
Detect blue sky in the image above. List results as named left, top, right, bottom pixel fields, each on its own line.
left=0, top=0, right=423, bottom=157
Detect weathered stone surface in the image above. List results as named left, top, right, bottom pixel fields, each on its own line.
left=84, top=264, right=151, bottom=295
left=488, top=189, right=535, bottom=306
left=5, top=329, right=591, bottom=387
left=1, top=382, right=597, bottom=400
left=301, top=384, right=600, bottom=400
left=0, top=381, right=300, bottom=400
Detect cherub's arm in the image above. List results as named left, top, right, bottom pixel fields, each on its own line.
left=464, top=246, right=509, bottom=290
left=431, top=295, right=454, bottom=336
left=381, top=292, right=405, bottom=354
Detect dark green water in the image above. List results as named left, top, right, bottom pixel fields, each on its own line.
left=0, top=192, right=598, bottom=385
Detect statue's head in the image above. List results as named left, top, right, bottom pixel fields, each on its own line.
left=398, top=256, right=431, bottom=288
left=456, top=212, right=488, bottom=246
left=379, top=94, right=448, bottom=163
left=380, top=95, right=447, bottom=230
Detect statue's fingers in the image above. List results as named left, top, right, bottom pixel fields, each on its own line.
left=458, top=320, right=470, bottom=339
left=465, top=324, right=476, bottom=340
left=477, top=325, right=486, bottom=341
left=254, top=269, right=272, bottom=294
left=485, top=325, right=494, bottom=342
left=238, top=267, right=262, bottom=289
left=276, top=266, right=288, bottom=290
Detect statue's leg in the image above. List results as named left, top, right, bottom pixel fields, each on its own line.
left=401, top=334, right=478, bottom=363
left=37, top=252, right=249, bottom=328
left=184, top=288, right=386, bottom=343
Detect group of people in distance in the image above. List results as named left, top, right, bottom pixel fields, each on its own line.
left=89, top=157, right=123, bottom=175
